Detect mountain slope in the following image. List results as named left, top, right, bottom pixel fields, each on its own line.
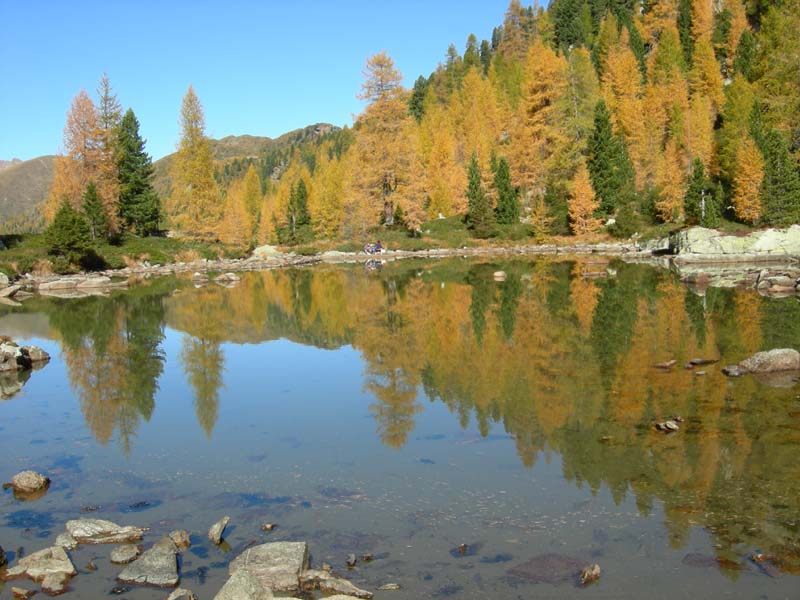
left=0, top=155, right=56, bottom=221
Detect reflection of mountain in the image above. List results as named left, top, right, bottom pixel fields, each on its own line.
left=10, top=259, right=800, bottom=572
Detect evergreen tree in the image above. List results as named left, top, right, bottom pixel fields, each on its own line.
left=586, top=100, right=635, bottom=214
left=678, top=0, right=694, bottom=66
left=712, top=9, right=732, bottom=74
left=733, top=29, right=756, bottom=81
left=759, top=130, right=800, bottom=226
left=408, top=76, right=429, bottom=122
left=683, top=158, right=718, bottom=226
left=466, top=153, right=495, bottom=237
left=117, top=109, right=161, bottom=235
left=479, top=39, right=493, bottom=74
left=553, top=0, right=590, bottom=50
left=493, top=157, right=520, bottom=224
left=286, top=179, right=311, bottom=242
left=82, top=182, right=108, bottom=240
left=45, top=199, right=92, bottom=263
left=626, top=22, right=648, bottom=80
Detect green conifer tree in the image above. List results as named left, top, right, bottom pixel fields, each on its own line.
left=678, top=0, right=694, bottom=66
left=408, top=76, right=429, bottom=122
left=733, top=29, right=756, bottom=81
left=82, top=182, right=108, bottom=240
left=759, top=130, right=800, bottom=226
left=45, top=199, right=92, bottom=263
left=466, top=153, right=495, bottom=238
left=586, top=100, right=636, bottom=214
left=286, top=179, right=311, bottom=242
left=493, top=157, right=520, bottom=224
left=683, top=158, right=719, bottom=226
left=117, top=109, right=161, bottom=235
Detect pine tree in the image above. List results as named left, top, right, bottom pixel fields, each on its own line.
left=493, top=157, right=520, bottom=224
left=733, top=29, right=756, bottom=81
left=466, top=153, right=495, bottom=238
left=287, top=179, right=311, bottom=241
left=586, top=100, right=635, bottom=214
left=683, top=158, right=717, bottom=225
left=678, top=0, right=695, bottom=66
left=408, top=76, right=429, bottom=122
left=168, top=86, right=221, bottom=239
left=82, top=182, right=108, bottom=240
left=45, top=199, right=92, bottom=263
left=95, top=73, right=122, bottom=234
left=117, top=109, right=160, bottom=235
left=759, top=130, right=800, bottom=226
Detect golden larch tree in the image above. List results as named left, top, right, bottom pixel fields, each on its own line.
left=240, top=164, right=262, bottom=239
left=219, top=178, right=253, bottom=247
left=94, top=73, right=122, bottom=234
left=45, top=90, right=100, bottom=220
left=731, top=136, right=764, bottom=223
left=168, top=85, right=221, bottom=240
left=654, top=138, right=686, bottom=222
left=691, top=0, right=714, bottom=42
left=419, top=96, right=465, bottom=218
left=685, top=93, right=715, bottom=169
left=309, top=146, right=349, bottom=238
left=568, top=162, right=601, bottom=234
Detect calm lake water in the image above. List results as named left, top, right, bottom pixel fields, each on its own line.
left=1, top=257, right=799, bottom=599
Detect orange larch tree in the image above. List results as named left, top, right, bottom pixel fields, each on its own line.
left=568, top=162, right=601, bottom=234
left=731, top=136, right=764, bottom=223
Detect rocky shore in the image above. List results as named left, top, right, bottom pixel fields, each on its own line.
left=0, top=225, right=797, bottom=301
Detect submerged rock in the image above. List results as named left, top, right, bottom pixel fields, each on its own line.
left=65, top=519, right=145, bottom=544
left=213, top=570, right=273, bottom=600
left=110, top=544, right=141, bottom=565
left=117, top=536, right=180, bottom=587
left=208, top=516, right=230, bottom=545
left=228, top=541, right=308, bottom=594
left=378, top=582, right=401, bottom=590
left=739, top=349, right=800, bottom=373
left=54, top=533, right=77, bottom=551
left=168, top=530, right=191, bottom=550
left=166, top=588, right=198, bottom=600
left=11, top=587, right=37, bottom=599
left=508, top=554, right=588, bottom=584
left=722, top=365, right=743, bottom=377
left=3, top=545, right=77, bottom=588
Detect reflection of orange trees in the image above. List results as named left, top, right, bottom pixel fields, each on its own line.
left=181, top=336, right=224, bottom=438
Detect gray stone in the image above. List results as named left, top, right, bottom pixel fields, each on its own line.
left=0, top=272, right=9, bottom=288
left=25, top=346, right=49, bottom=363
left=76, top=276, right=112, bottom=289
left=168, top=530, right=191, bottom=550
left=722, top=365, right=743, bottom=377
left=9, top=471, right=50, bottom=495
left=228, top=542, right=308, bottom=594
left=0, top=284, right=22, bottom=298
left=66, top=519, right=146, bottom=544
left=739, top=348, right=800, bottom=373
left=54, top=533, right=77, bottom=551
left=300, top=570, right=373, bottom=599
left=213, top=571, right=273, bottom=600
left=117, top=537, right=180, bottom=587
left=11, top=587, right=37, bottom=599
left=37, top=279, right=78, bottom=291
left=208, top=516, right=230, bottom=545
left=40, top=571, right=71, bottom=595
left=671, top=225, right=800, bottom=259
left=166, top=588, right=197, bottom=600
left=378, top=583, right=401, bottom=591
left=3, top=546, right=76, bottom=584
left=252, top=245, right=285, bottom=259
left=110, top=544, right=142, bottom=564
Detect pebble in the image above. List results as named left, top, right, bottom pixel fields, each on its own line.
left=378, top=583, right=401, bottom=591
left=579, top=563, right=601, bottom=586
left=346, top=554, right=357, bottom=568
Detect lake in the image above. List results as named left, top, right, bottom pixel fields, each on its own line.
left=1, top=257, right=799, bottom=599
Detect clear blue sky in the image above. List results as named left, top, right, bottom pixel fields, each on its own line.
left=0, top=0, right=515, bottom=161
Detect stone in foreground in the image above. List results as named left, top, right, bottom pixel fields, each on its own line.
left=739, top=349, right=800, bottom=373
left=213, top=571, right=273, bottom=600
left=168, top=530, right=191, bottom=550
left=579, top=563, right=601, bottom=586
left=208, top=516, right=230, bottom=545
left=3, top=546, right=77, bottom=588
left=11, top=587, right=37, bottom=599
left=117, top=537, right=179, bottom=587
left=110, top=544, right=142, bottom=564
left=228, top=542, right=308, bottom=594
left=66, top=519, right=146, bottom=544
left=301, top=570, right=373, bottom=599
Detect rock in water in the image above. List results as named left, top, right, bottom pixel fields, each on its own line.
left=41, top=571, right=71, bottom=595
left=110, top=544, right=141, bottom=565
left=579, top=563, right=601, bottom=586
left=213, top=570, right=273, bottom=600
left=739, top=349, right=800, bottom=373
left=117, top=536, right=180, bottom=587
left=508, top=554, right=587, bottom=583
left=378, top=583, right=401, bottom=590
left=65, top=519, right=146, bottom=544
left=301, top=570, right=373, bottom=599
left=208, top=516, right=230, bottom=545
left=3, top=545, right=77, bottom=586
left=722, top=365, right=743, bottom=377
left=11, top=588, right=37, bottom=599
left=228, top=541, right=308, bottom=594
left=168, top=530, right=191, bottom=550
left=8, top=471, right=50, bottom=498
left=167, top=588, right=198, bottom=600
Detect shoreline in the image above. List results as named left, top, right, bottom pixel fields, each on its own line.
left=0, top=239, right=798, bottom=300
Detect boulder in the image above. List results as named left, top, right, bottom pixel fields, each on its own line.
left=168, top=530, right=191, bottom=550
left=252, top=245, right=285, bottom=259
left=11, top=471, right=50, bottom=496
left=65, top=519, right=146, bottom=544
left=3, top=546, right=76, bottom=585
left=54, top=533, right=77, bottom=551
left=110, top=544, right=142, bottom=565
left=76, top=276, right=112, bottom=289
left=118, top=536, right=180, bottom=587
left=213, top=571, right=273, bottom=600
left=208, top=516, right=230, bottom=545
left=228, top=542, right=308, bottom=594
left=0, top=284, right=22, bottom=298
left=37, top=279, right=78, bottom=291
left=25, top=346, right=49, bottom=364
left=41, top=571, right=71, bottom=595
left=670, top=225, right=800, bottom=258
left=11, top=588, right=37, bottom=599
left=739, top=349, right=800, bottom=373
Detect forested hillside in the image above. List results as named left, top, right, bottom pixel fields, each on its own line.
left=37, top=0, right=800, bottom=253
